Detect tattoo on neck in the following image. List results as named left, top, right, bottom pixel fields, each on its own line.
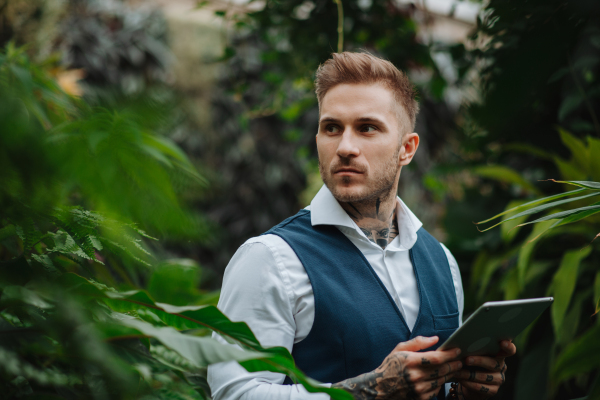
left=343, top=201, right=399, bottom=249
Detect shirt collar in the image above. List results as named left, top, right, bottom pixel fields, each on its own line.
left=307, top=185, right=424, bottom=250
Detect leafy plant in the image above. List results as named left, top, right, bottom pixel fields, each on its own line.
left=467, top=131, right=600, bottom=400
left=433, top=0, right=600, bottom=397
left=0, top=44, right=351, bottom=399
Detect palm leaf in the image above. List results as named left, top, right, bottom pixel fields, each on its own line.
left=476, top=188, right=587, bottom=225
left=477, top=191, right=600, bottom=232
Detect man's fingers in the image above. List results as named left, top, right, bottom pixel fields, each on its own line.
left=460, top=381, right=499, bottom=397
left=496, top=340, right=517, bottom=357
left=414, top=374, right=456, bottom=398
left=455, top=369, right=503, bottom=385
left=405, top=360, right=462, bottom=383
left=415, top=347, right=462, bottom=366
left=393, top=336, right=439, bottom=353
left=464, top=355, right=506, bottom=371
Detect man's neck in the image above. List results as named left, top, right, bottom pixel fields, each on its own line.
left=339, top=193, right=399, bottom=249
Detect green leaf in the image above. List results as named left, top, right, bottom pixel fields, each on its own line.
left=557, top=289, right=590, bottom=345
left=551, top=247, right=591, bottom=336
left=471, top=165, right=542, bottom=196
left=514, top=337, right=551, bottom=400
left=558, top=128, right=589, bottom=172
left=588, top=137, right=600, bottom=181
left=553, top=157, right=587, bottom=181
left=60, top=273, right=352, bottom=399
left=480, top=191, right=600, bottom=232
left=31, top=254, right=61, bottom=277
left=517, top=220, right=558, bottom=290
left=552, top=324, right=600, bottom=383
left=0, top=285, right=53, bottom=309
left=548, top=180, right=600, bottom=190
left=148, top=259, right=202, bottom=306
left=594, top=272, right=600, bottom=315
left=102, top=317, right=265, bottom=368
left=476, top=188, right=587, bottom=225
left=516, top=204, right=600, bottom=227
left=554, top=201, right=600, bottom=227
left=500, top=201, right=529, bottom=242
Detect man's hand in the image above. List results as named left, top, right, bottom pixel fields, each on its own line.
left=454, top=340, right=517, bottom=399
left=331, top=336, right=462, bottom=400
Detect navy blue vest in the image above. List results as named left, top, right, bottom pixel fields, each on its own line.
left=264, top=209, right=459, bottom=387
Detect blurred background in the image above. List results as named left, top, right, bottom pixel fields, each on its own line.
left=1, top=0, right=599, bottom=399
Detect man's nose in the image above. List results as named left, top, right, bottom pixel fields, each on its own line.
left=336, top=129, right=360, bottom=158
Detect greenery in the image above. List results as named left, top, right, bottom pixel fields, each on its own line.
left=435, top=0, right=600, bottom=399
left=2, top=0, right=600, bottom=398
left=0, top=44, right=352, bottom=399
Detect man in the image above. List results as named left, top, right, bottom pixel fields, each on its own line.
left=208, top=52, right=516, bottom=400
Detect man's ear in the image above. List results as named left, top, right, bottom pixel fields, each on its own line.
left=399, top=133, right=419, bottom=166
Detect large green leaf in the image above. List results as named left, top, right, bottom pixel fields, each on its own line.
left=60, top=273, right=353, bottom=400
left=101, top=316, right=265, bottom=368
left=551, top=247, right=591, bottom=337
left=552, top=324, right=600, bottom=384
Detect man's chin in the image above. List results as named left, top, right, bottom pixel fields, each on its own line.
left=328, top=184, right=370, bottom=203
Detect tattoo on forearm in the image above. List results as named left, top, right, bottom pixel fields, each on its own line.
left=332, top=352, right=418, bottom=400
left=331, top=371, right=380, bottom=399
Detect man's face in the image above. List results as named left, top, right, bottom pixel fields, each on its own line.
left=317, top=83, right=413, bottom=203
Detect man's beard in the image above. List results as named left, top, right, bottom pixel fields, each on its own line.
left=319, top=145, right=401, bottom=204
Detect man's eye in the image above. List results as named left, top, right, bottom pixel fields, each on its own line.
left=362, top=125, right=377, bottom=133
left=326, top=125, right=341, bottom=133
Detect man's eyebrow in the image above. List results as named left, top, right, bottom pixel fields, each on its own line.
left=356, top=116, right=386, bottom=124
left=319, top=117, right=340, bottom=124
left=319, top=116, right=387, bottom=124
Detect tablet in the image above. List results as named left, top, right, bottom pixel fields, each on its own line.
left=439, top=297, right=553, bottom=357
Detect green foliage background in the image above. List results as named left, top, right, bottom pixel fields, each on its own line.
left=2, top=0, right=600, bottom=399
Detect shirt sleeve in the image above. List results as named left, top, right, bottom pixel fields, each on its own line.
left=207, top=239, right=330, bottom=400
left=440, top=243, right=464, bottom=325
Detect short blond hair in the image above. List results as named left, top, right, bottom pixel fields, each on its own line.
left=315, top=52, right=419, bottom=132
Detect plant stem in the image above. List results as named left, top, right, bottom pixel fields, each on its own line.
left=333, top=0, right=344, bottom=53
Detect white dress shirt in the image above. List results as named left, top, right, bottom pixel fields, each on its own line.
left=208, top=185, right=464, bottom=400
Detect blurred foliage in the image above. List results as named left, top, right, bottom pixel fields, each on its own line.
left=433, top=0, right=600, bottom=399
left=194, top=0, right=457, bottom=277
left=0, top=44, right=353, bottom=400
left=57, top=0, right=171, bottom=96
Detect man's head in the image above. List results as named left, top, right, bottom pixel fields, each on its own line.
left=315, top=52, right=420, bottom=203
left=315, top=52, right=419, bottom=134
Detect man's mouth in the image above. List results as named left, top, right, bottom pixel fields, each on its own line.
left=334, top=167, right=364, bottom=175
